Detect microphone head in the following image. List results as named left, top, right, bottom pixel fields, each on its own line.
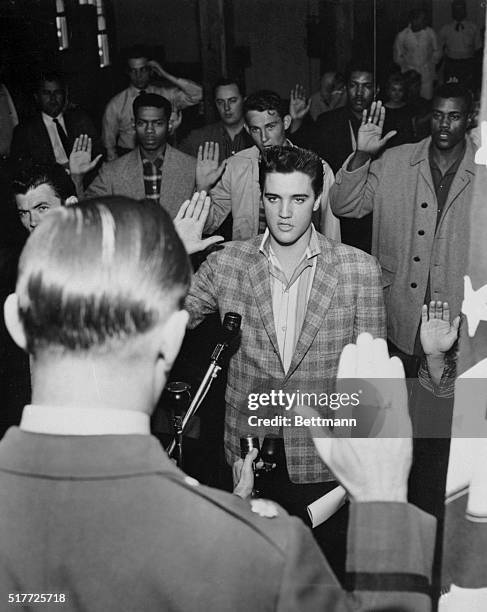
left=220, top=312, right=241, bottom=344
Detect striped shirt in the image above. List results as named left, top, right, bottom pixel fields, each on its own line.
left=142, top=152, right=164, bottom=201
left=259, top=225, right=320, bottom=372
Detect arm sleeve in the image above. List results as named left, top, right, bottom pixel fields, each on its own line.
left=276, top=504, right=435, bottom=611
left=84, top=162, right=113, bottom=199
left=418, top=354, right=456, bottom=398
left=171, top=78, right=203, bottom=109
left=185, top=252, right=221, bottom=329
left=205, top=166, right=233, bottom=234
left=430, top=29, right=442, bottom=65
left=102, top=99, right=119, bottom=158
left=330, top=153, right=381, bottom=219
left=319, top=162, right=341, bottom=242
left=353, top=257, right=386, bottom=341
left=393, top=31, right=407, bottom=70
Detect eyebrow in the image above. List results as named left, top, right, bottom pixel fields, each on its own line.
left=264, top=192, right=310, bottom=198
left=17, top=202, right=51, bottom=212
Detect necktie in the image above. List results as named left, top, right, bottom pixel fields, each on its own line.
left=455, top=21, right=464, bottom=31
left=53, top=118, right=69, bottom=156
left=138, top=89, right=146, bottom=96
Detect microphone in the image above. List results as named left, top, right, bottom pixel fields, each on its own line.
left=210, top=312, right=241, bottom=363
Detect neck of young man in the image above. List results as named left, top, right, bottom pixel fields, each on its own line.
left=269, top=225, right=312, bottom=279
left=140, top=144, right=165, bottom=162
left=431, top=138, right=466, bottom=173
left=222, top=118, right=245, bottom=139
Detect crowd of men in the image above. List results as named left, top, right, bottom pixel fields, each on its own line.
left=0, top=0, right=483, bottom=609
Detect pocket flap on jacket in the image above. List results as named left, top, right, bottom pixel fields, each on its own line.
left=379, top=254, right=397, bottom=288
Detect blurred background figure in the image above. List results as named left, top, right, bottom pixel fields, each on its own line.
left=309, top=71, right=347, bottom=121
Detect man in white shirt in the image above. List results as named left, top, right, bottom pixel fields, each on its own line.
left=102, top=45, right=203, bottom=161
left=394, top=9, right=441, bottom=100
left=439, top=0, right=482, bottom=89
left=10, top=72, right=100, bottom=168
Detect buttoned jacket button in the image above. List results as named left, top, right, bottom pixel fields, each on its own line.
left=411, top=283, right=417, bottom=288
left=421, top=202, right=428, bottom=208
left=418, top=230, right=425, bottom=235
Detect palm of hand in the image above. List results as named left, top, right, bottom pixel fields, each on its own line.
left=290, top=98, right=307, bottom=119
left=196, top=158, right=219, bottom=184
left=357, top=122, right=383, bottom=153
left=69, top=150, right=91, bottom=174
left=421, top=319, right=455, bottom=355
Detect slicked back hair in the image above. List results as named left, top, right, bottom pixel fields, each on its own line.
left=12, top=161, right=75, bottom=202
left=258, top=146, right=324, bottom=198
left=243, top=90, right=288, bottom=120
left=16, top=197, right=191, bottom=355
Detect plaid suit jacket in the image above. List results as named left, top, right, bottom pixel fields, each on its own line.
left=186, top=233, right=386, bottom=483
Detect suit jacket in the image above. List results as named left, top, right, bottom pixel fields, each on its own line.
left=85, top=145, right=196, bottom=219
left=186, top=233, right=386, bottom=483
left=207, top=144, right=341, bottom=242
left=330, top=136, right=476, bottom=355
left=10, top=108, right=100, bottom=164
left=0, top=427, right=435, bottom=611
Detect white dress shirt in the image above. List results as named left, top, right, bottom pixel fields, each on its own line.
left=42, top=112, right=69, bottom=165
left=20, top=404, right=150, bottom=436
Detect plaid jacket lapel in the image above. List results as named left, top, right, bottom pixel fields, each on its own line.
left=284, top=240, right=339, bottom=381
left=247, top=252, right=282, bottom=367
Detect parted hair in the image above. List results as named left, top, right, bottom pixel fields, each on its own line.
left=12, top=161, right=76, bottom=201
left=258, top=146, right=324, bottom=198
left=16, top=197, right=191, bottom=355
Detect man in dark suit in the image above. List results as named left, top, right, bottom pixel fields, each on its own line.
left=1, top=194, right=435, bottom=610
left=10, top=72, right=99, bottom=167
left=84, top=93, right=198, bottom=220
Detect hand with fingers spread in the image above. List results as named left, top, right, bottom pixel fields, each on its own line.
left=174, top=191, right=224, bottom=254
left=295, top=333, right=411, bottom=503
left=356, top=100, right=397, bottom=156
left=195, top=141, right=227, bottom=191
left=232, top=448, right=259, bottom=499
left=420, top=301, right=460, bottom=356
left=69, top=134, right=102, bottom=177
left=289, top=84, right=311, bottom=121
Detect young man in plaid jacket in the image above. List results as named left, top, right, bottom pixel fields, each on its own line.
left=185, top=145, right=386, bottom=576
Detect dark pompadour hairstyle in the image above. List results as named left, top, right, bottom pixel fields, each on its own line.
left=258, top=146, right=324, bottom=198
left=433, top=83, right=473, bottom=113
left=12, top=161, right=75, bottom=201
left=125, top=44, right=150, bottom=63
left=243, top=90, right=288, bottom=119
left=35, top=70, right=66, bottom=92
left=133, top=93, right=172, bottom=121
left=16, top=197, right=191, bottom=355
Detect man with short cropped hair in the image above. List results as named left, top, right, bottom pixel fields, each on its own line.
left=102, top=45, right=202, bottom=161
left=331, top=83, right=476, bottom=368
left=85, top=93, right=197, bottom=219
left=179, top=78, right=253, bottom=164
left=0, top=194, right=435, bottom=610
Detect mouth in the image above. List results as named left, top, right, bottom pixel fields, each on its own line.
left=277, top=223, right=293, bottom=231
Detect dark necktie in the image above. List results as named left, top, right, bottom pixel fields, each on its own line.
left=138, top=89, right=146, bottom=96
left=455, top=21, right=464, bottom=31
left=53, top=117, right=69, bottom=156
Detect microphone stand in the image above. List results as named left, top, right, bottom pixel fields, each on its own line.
left=166, top=344, right=225, bottom=459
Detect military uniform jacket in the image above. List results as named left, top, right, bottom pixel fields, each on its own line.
left=0, top=428, right=435, bottom=611
left=185, top=234, right=386, bottom=483
left=330, top=136, right=476, bottom=354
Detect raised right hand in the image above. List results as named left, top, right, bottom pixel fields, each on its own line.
left=356, top=100, right=397, bottom=156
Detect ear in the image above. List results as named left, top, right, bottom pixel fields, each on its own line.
left=152, top=309, right=189, bottom=399
left=283, top=114, right=292, bottom=130
left=313, top=193, right=322, bottom=212
left=243, top=122, right=250, bottom=134
left=65, top=196, right=78, bottom=207
left=4, top=294, right=27, bottom=351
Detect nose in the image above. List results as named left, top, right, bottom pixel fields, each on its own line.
left=223, top=99, right=231, bottom=112
left=29, top=212, right=40, bottom=231
left=262, top=128, right=271, bottom=145
left=146, top=122, right=155, bottom=133
left=439, top=115, right=450, bottom=129
left=279, top=200, right=291, bottom=218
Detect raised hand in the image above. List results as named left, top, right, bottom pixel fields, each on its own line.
left=169, top=107, right=182, bottom=135
left=174, top=191, right=224, bottom=254
left=232, top=448, right=259, bottom=499
left=296, top=333, right=411, bottom=503
left=196, top=142, right=227, bottom=191
left=69, top=135, right=102, bottom=176
left=289, top=84, right=311, bottom=121
left=420, top=301, right=460, bottom=356
left=356, top=100, right=397, bottom=155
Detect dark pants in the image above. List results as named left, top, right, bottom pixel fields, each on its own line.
left=257, top=463, right=349, bottom=585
